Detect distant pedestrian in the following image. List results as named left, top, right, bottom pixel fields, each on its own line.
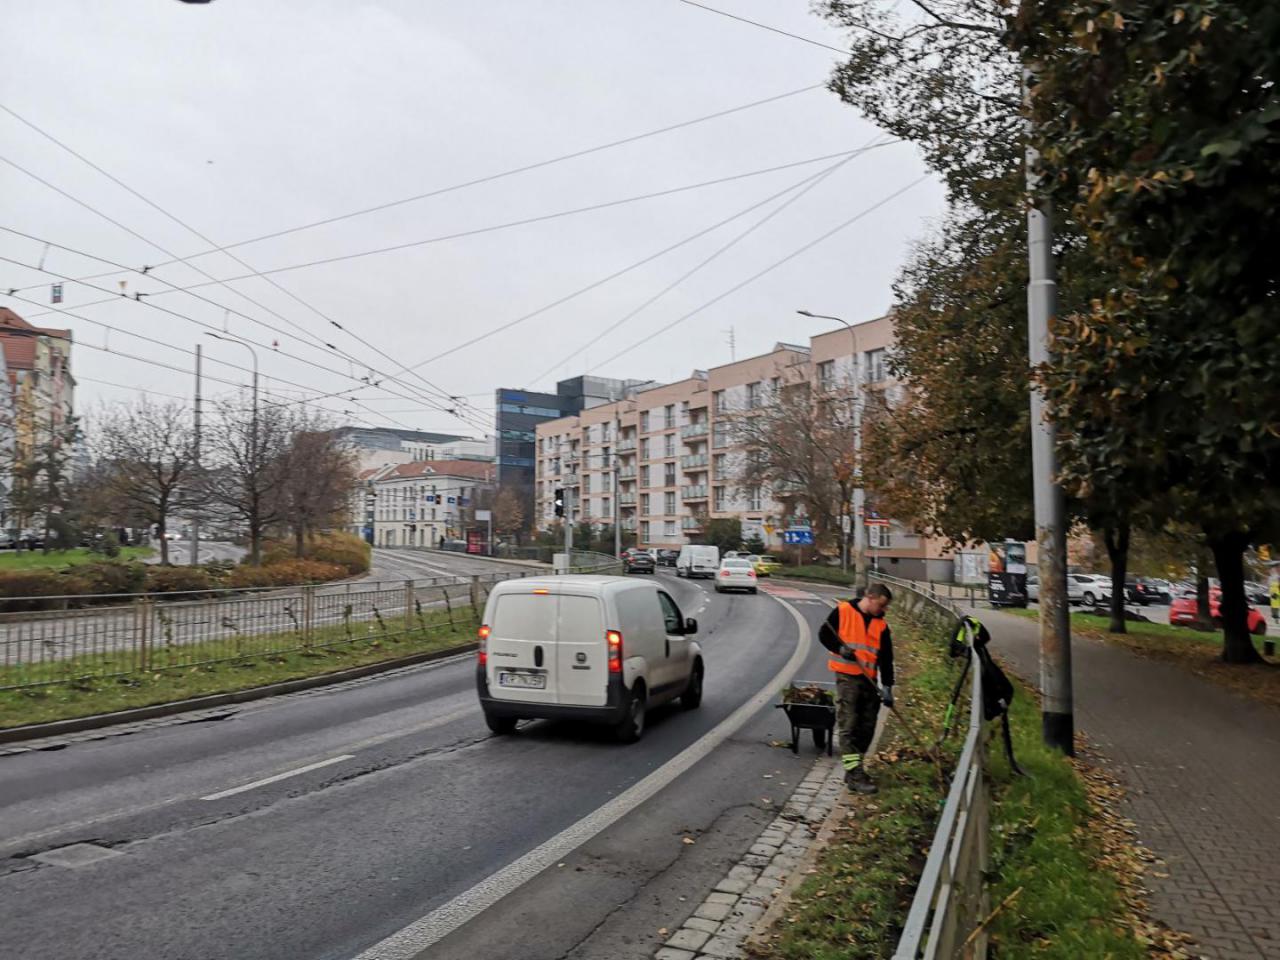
left=819, top=583, right=895, bottom=795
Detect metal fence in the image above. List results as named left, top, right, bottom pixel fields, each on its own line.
left=874, top=573, right=991, bottom=960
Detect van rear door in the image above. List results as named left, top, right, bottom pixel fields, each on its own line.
left=555, top=594, right=607, bottom=706
left=486, top=591, right=558, bottom=705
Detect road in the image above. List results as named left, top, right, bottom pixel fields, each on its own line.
left=0, top=571, right=841, bottom=960
left=145, top=540, right=247, bottom=566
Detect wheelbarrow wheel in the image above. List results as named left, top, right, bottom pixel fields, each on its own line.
left=812, top=727, right=828, bottom=752
left=790, top=725, right=799, bottom=755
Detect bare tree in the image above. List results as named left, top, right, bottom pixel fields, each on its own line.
left=492, top=487, right=526, bottom=545
left=727, top=377, right=860, bottom=561
left=202, top=394, right=293, bottom=565
left=277, top=422, right=360, bottom=557
left=2, top=410, right=81, bottom=552
left=95, top=398, right=197, bottom=565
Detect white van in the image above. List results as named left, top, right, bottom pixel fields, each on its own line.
left=476, top=576, right=703, bottom=742
left=675, top=544, right=720, bottom=579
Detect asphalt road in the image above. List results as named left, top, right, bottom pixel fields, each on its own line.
left=0, top=570, right=841, bottom=960
left=145, top=540, right=247, bottom=566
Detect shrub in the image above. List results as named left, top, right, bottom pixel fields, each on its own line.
left=261, top=531, right=370, bottom=575
left=144, top=566, right=215, bottom=597
left=0, top=570, right=86, bottom=611
left=88, top=532, right=122, bottom=558
left=74, top=562, right=147, bottom=596
left=226, top=559, right=346, bottom=589
left=202, top=558, right=238, bottom=583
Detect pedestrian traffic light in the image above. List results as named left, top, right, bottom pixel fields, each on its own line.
left=554, top=488, right=565, bottom=518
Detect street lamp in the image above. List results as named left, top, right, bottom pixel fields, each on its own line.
left=204, top=332, right=259, bottom=441
left=797, top=309, right=864, bottom=579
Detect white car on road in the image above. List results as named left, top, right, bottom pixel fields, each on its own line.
left=476, top=576, right=703, bottom=742
left=714, top=557, right=758, bottom=594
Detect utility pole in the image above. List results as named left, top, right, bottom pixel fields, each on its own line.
left=190, top=344, right=202, bottom=567
left=613, top=411, right=622, bottom=559
left=1025, top=75, right=1075, bottom=755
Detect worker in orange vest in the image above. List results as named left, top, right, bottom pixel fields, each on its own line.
left=819, top=582, right=896, bottom=794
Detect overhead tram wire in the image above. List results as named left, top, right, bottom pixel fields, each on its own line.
left=674, top=0, right=854, bottom=57
left=0, top=161, right=469, bottom=418
left=392, top=139, right=899, bottom=375
left=0, top=244, right=492, bottom=435
left=1, top=83, right=825, bottom=283
left=0, top=287, right=445, bottom=432
left=0, top=109, right=471, bottom=417
left=528, top=139, right=881, bottom=387
left=588, top=174, right=931, bottom=371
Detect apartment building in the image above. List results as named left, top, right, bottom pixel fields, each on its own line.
left=534, top=316, right=965, bottom=581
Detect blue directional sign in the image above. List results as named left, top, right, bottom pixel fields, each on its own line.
left=783, top=529, right=814, bottom=545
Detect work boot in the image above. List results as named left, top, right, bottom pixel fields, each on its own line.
left=845, top=766, right=878, bottom=795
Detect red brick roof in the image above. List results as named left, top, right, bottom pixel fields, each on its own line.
left=385, top=460, right=495, bottom=481
left=0, top=308, right=71, bottom=340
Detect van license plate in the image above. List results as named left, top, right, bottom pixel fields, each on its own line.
left=498, top=672, right=545, bottom=689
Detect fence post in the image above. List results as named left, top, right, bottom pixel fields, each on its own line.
left=302, top=585, right=316, bottom=648
left=135, top=597, right=154, bottom=673
left=469, top=575, right=481, bottom=623
left=404, top=579, right=415, bottom=637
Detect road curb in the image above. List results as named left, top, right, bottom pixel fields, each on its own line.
left=0, top=641, right=478, bottom=745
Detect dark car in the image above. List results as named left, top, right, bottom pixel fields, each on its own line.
left=656, top=548, right=679, bottom=567
left=624, top=550, right=655, bottom=574
left=1123, top=578, right=1152, bottom=605
left=1136, top=577, right=1172, bottom=604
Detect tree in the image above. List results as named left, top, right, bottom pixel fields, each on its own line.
left=1017, top=0, right=1280, bottom=661
left=492, top=487, right=527, bottom=544
left=703, top=518, right=743, bottom=556
left=202, top=394, right=293, bottom=566
left=95, top=398, right=197, bottom=565
left=277, top=423, right=359, bottom=558
left=6, top=413, right=80, bottom=552
left=728, top=377, right=858, bottom=562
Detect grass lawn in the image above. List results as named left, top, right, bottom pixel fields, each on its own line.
left=1004, top=608, right=1280, bottom=708
left=0, top=546, right=154, bottom=570
left=0, top=606, right=476, bottom=729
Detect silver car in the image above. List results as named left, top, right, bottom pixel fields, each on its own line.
left=714, top=558, right=758, bottom=594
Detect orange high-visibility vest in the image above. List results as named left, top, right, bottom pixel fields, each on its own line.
left=828, top=601, right=886, bottom=680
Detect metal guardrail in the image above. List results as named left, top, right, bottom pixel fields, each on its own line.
left=0, top=571, right=530, bottom=692
left=873, top=573, right=991, bottom=960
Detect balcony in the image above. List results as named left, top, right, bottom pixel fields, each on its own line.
left=680, top=422, right=708, bottom=439
left=680, top=453, right=709, bottom=470
left=681, top=485, right=708, bottom=501
left=619, top=493, right=637, bottom=506
left=617, top=438, right=637, bottom=452
left=618, top=466, right=637, bottom=479
left=681, top=516, right=704, bottom=531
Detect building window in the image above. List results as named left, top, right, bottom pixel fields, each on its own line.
left=641, top=520, right=651, bottom=542
left=713, top=453, right=727, bottom=479
left=869, top=524, right=892, bottom=548
left=641, top=465, right=651, bottom=487
left=641, top=493, right=651, bottom=515
left=641, top=437, right=651, bottom=459
left=714, top=486, right=726, bottom=511
left=817, top=360, right=835, bottom=390
left=713, top=422, right=729, bottom=449
left=748, top=486, right=762, bottom=510
left=866, top=348, right=887, bottom=383
left=664, top=433, right=675, bottom=458
left=664, top=404, right=675, bottom=429
left=746, top=382, right=762, bottom=408
left=771, top=376, right=781, bottom=394
left=582, top=474, right=591, bottom=493
left=664, top=491, right=676, bottom=514
left=664, top=463, right=676, bottom=486
left=640, top=411, right=650, bottom=432
left=602, top=497, right=610, bottom=516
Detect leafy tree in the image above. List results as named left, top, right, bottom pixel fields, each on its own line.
left=6, top=414, right=80, bottom=552
left=277, top=422, right=359, bottom=559
left=703, top=518, right=743, bottom=555
left=1017, top=0, right=1280, bottom=661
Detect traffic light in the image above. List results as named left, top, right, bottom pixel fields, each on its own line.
left=554, top=488, right=565, bottom=518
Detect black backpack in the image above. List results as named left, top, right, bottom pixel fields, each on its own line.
left=946, top=616, right=1024, bottom=775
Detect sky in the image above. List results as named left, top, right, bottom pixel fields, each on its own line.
left=0, top=0, right=946, bottom=440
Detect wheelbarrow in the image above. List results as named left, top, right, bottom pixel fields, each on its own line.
left=775, top=680, right=836, bottom=756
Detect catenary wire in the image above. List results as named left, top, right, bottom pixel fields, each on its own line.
left=674, top=0, right=853, bottom=56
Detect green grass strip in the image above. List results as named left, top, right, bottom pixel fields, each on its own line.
left=0, top=546, right=154, bottom=571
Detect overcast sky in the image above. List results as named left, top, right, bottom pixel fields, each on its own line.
left=1, top=0, right=945, bottom=439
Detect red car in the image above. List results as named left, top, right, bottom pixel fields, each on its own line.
left=1169, top=589, right=1268, bottom=635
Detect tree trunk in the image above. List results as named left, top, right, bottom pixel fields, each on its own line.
left=158, top=520, right=169, bottom=565
left=295, top=522, right=306, bottom=559
left=1103, top=521, right=1130, bottom=634
left=1209, top=530, right=1261, bottom=664
left=1195, top=574, right=1212, bottom=625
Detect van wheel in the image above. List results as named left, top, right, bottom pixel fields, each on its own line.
left=616, top=684, right=647, bottom=743
left=485, top=713, right=518, bottom=735
left=681, top=661, right=704, bottom=710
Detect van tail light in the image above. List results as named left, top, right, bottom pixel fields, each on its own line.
left=607, top=630, right=623, bottom=673
left=477, top=624, right=490, bottom=667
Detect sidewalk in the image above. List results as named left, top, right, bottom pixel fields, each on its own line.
left=977, top=609, right=1280, bottom=959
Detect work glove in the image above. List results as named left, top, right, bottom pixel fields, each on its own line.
left=838, top=643, right=858, bottom=661
left=880, top=685, right=895, bottom=708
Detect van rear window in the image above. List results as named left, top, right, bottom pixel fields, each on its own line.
left=491, top=594, right=556, bottom=642
left=557, top=595, right=604, bottom=645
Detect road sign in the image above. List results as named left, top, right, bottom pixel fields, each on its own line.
left=783, top=530, right=814, bottom=545
left=840, top=514, right=851, bottom=534
left=475, top=509, right=492, bottom=521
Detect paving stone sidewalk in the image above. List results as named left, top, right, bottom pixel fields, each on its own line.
left=979, top=609, right=1280, bottom=960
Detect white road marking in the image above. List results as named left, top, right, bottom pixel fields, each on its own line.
left=201, top=755, right=355, bottom=801
left=350, top=596, right=813, bottom=960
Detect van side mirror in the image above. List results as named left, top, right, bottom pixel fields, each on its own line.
left=684, top=617, right=698, bottom=635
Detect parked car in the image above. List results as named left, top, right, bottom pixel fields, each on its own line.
left=655, top=548, right=680, bottom=567
left=1169, top=588, right=1267, bottom=635
left=1070, top=573, right=1111, bottom=608
left=1245, top=581, right=1270, bottom=605
left=752, top=555, right=780, bottom=577
left=715, top=557, right=759, bottom=594
left=624, top=550, right=655, bottom=575
left=476, top=576, right=703, bottom=742
left=1136, top=577, right=1172, bottom=604
left=676, top=544, right=720, bottom=579
left=1123, top=578, right=1153, bottom=606
left=1026, top=574, right=1039, bottom=602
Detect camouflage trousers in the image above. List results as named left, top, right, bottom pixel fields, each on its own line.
left=835, top=672, right=881, bottom=772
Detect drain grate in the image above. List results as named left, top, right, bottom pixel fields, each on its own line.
left=28, top=842, right=123, bottom=868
